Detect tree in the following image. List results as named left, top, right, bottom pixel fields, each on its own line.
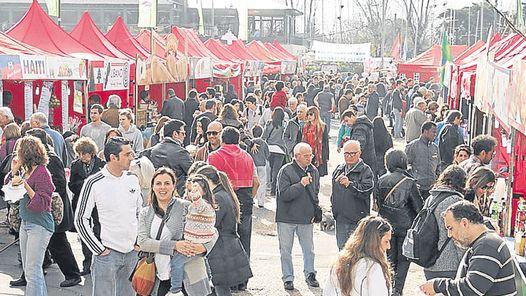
left=398, top=0, right=437, bottom=57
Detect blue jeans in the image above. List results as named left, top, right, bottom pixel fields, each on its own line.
left=393, top=108, right=403, bottom=138
left=170, top=253, right=192, bottom=292
left=91, top=249, right=137, bottom=296
left=255, top=165, right=267, bottom=206
left=19, top=221, right=53, bottom=296
left=321, top=112, right=331, bottom=131
left=335, top=220, right=357, bottom=250
left=277, top=222, right=315, bottom=282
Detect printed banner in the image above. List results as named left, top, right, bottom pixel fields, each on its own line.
left=101, top=61, right=130, bottom=91
left=312, top=41, right=371, bottom=62
left=61, top=81, right=69, bottom=132
left=47, top=57, right=87, bottom=80
left=37, top=81, right=53, bottom=115
left=509, top=60, right=526, bottom=134
left=73, top=81, right=83, bottom=114
left=0, top=55, right=22, bottom=80
left=20, top=55, right=48, bottom=80
left=138, top=0, right=157, bottom=28
left=24, top=81, right=33, bottom=120
left=189, top=57, right=212, bottom=79
left=280, top=60, right=297, bottom=75
left=244, top=60, right=264, bottom=77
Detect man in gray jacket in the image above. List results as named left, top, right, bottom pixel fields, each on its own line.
left=283, top=104, right=307, bottom=157
left=161, top=88, right=185, bottom=121
left=404, top=97, right=428, bottom=143
left=314, top=86, right=335, bottom=129
left=405, top=121, right=440, bottom=199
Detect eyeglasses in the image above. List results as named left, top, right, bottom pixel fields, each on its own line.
left=307, top=113, right=314, bottom=117
left=206, top=131, right=220, bottom=136
left=344, top=151, right=360, bottom=157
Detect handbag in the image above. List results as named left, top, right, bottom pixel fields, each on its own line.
left=51, top=192, right=64, bottom=225
left=130, top=203, right=173, bottom=296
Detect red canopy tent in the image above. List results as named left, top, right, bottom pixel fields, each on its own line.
left=397, top=44, right=468, bottom=82
left=246, top=41, right=281, bottom=74
left=71, top=12, right=131, bottom=60
left=136, top=29, right=168, bottom=58
left=228, top=39, right=260, bottom=61
left=0, top=32, right=49, bottom=55
left=6, top=0, right=102, bottom=60
left=70, top=11, right=132, bottom=107
left=105, top=17, right=150, bottom=59
left=4, top=0, right=100, bottom=129
left=264, top=42, right=292, bottom=61
left=204, top=39, right=242, bottom=63
left=272, top=40, right=297, bottom=60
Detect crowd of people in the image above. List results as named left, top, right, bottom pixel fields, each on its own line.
left=0, top=71, right=517, bottom=296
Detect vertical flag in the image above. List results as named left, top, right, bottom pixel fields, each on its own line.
left=45, top=0, right=59, bottom=17
left=138, top=0, right=157, bottom=28
left=390, top=32, right=401, bottom=62
left=440, top=31, right=453, bottom=88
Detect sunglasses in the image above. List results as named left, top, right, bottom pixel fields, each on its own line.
left=481, top=184, right=495, bottom=190
left=344, top=151, right=360, bottom=157
left=206, top=131, right=220, bottom=136
left=307, top=113, right=314, bottom=116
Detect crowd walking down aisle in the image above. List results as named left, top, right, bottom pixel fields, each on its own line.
left=0, top=72, right=518, bottom=296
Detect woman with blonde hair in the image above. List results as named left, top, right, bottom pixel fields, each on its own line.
left=324, top=216, right=392, bottom=296
left=302, top=106, right=329, bottom=176
left=129, top=156, right=156, bottom=206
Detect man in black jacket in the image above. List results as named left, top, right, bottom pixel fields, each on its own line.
left=190, top=99, right=217, bottom=143
left=161, top=88, right=185, bottom=121
left=276, top=143, right=320, bottom=291
left=148, top=119, right=193, bottom=195
left=331, top=140, right=374, bottom=250
left=183, top=89, right=199, bottom=145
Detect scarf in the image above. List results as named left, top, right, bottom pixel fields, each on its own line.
left=302, top=123, right=323, bottom=167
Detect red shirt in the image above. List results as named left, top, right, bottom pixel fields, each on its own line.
left=269, top=90, right=287, bottom=110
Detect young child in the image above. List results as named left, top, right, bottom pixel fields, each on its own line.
left=249, top=125, right=270, bottom=208
left=168, top=175, right=216, bottom=296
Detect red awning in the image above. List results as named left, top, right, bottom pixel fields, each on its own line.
left=105, top=16, right=150, bottom=59
left=0, top=32, right=49, bottom=55
left=204, top=39, right=242, bottom=63
left=272, top=40, right=297, bottom=60
left=70, top=11, right=131, bottom=60
left=6, top=0, right=103, bottom=60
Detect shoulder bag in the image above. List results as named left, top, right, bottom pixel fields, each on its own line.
left=130, top=203, right=173, bottom=296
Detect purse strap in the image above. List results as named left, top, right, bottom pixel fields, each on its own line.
left=384, top=176, right=410, bottom=201
left=155, top=202, right=174, bottom=240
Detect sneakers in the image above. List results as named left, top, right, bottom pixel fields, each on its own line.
left=284, top=281, right=294, bottom=290
left=305, top=272, right=319, bottom=287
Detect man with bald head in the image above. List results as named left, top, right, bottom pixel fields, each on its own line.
left=194, top=121, right=222, bottom=161
left=331, top=140, right=375, bottom=249
left=276, top=142, right=321, bottom=290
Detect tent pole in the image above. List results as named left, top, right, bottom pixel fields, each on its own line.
left=504, top=127, right=517, bottom=236
left=134, top=55, right=139, bottom=120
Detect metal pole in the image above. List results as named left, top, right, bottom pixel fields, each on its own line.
left=468, top=5, right=471, bottom=45
left=480, top=0, right=484, bottom=40
left=211, top=0, right=215, bottom=38
left=57, top=0, right=61, bottom=27
left=381, top=0, right=386, bottom=68
left=504, top=127, right=517, bottom=236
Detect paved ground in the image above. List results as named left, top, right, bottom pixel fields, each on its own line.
left=0, top=118, right=426, bottom=296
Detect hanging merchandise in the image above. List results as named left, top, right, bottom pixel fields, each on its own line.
left=37, top=81, right=53, bottom=115
left=61, top=81, right=69, bottom=132
left=24, top=81, right=32, bottom=120
left=73, top=81, right=83, bottom=114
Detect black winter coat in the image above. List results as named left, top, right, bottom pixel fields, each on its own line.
left=69, top=157, right=106, bottom=212
left=276, top=161, right=320, bottom=224
left=350, top=116, right=377, bottom=173
left=207, top=186, right=252, bottom=286
left=331, top=160, right=374, bottom=223
left=439, top=124, right=463, bottom=168
left=47, top=151, right=73, bottom=233
left=375, top=169, right=424, bottom=234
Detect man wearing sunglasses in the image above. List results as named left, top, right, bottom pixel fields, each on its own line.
left=195, top=121, right=222, bottom=161
left=330, top=140, right=374, bottom=250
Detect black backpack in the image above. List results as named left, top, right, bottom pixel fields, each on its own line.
left=402, top=192, right=455, bottom=268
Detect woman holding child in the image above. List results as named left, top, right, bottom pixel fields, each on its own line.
left=137, top=167, right=218, bottom=296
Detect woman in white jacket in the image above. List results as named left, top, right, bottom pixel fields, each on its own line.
left=324, top=216, right=393, bottom=296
